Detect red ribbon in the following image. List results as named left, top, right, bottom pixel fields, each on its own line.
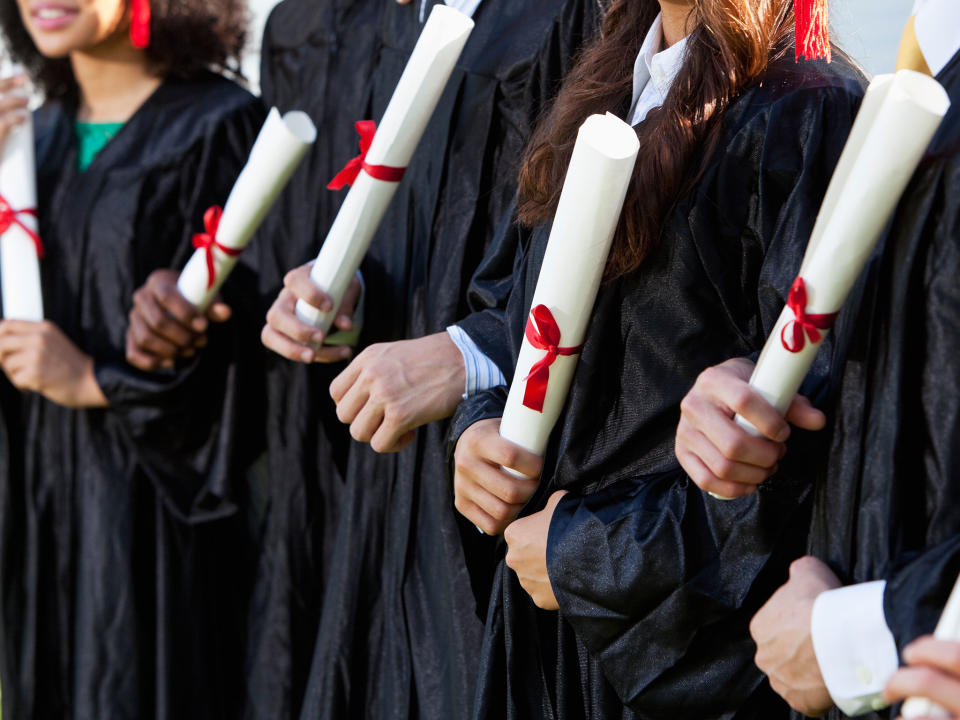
left=780, top=277, right=837, bottom=353
left=327, top=121, right=407, bottom=190
left=192, top=206, right=242, bottom=290
left=130, top=0, right=150, bottom=49
left=521, top=305, right=583, bottom=413
left=0, top=194, right=43, bottom=259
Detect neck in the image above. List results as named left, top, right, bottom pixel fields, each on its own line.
left=70, top=35, right=161, bottom=123
left=659, top=1, right=695, bottom=48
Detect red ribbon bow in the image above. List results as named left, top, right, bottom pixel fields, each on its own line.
left=130, top=0, right=150, bottom=49
left=0, top=194, right=43, bottom=259
left=192, top=206, right=242, bottom=290
left=327, top=121, right=407, bottom=190
left=521, top=304, right=583, bottom=413
left=780, top=277, right=837, bottom=353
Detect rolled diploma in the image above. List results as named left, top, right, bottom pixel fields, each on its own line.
left=498, top=113, right=640, bottom=467
left=901, top=573, right=960, bottom=718
left=0, top=110, right=43, bottom=321
left=177, top=107, right=317, bottom=311
left=736, top=70, right=950, bottom=431
left=294, top=4, right=474, bottom=331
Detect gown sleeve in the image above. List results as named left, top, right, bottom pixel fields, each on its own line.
left=545, top=80, right=863, bottom=714
left=93, top=97, right=268, bottom=522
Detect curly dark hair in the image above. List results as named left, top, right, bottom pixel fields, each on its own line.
left=1, top=0, right=248, bottom=102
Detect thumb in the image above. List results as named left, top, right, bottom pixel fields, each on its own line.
left=206, top=300, right=233, bottom=324
left=784, top=394, right=826, bottom=432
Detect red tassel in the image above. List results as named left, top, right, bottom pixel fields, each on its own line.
left=130, top=0, right=150, bottom=49
left=795, top=0, right=831, bottom=63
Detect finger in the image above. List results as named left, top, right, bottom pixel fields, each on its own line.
left=0, top=93, right=29, bottom=115
left=267, top=290, right=328, bottom=347
left=0, top=334, right=26, bottom=361
left=390, top=430, right=417, bottom=454
left=0, top=319, right=42, bottom=337
left=125, top=335, right=170, bottom=372
left=311, top=345, right=353, bottom=364
left=453, top=496, right=501, bottom=536
left=284, top=265, right=334, bottom=313
left=334, top=276, right=362, bottom=331
left=205, top=301, right=233, bottom=324
left=685, top=394, right=784, bottom=468
left=684, top=426, right=774, bottom=487
left=884, top=667, right=960, bottom=713
left=483, top=436, right=543, bottom=478
left=349, top=403, right=385, bottom=444
left=0, top=75, right=27, bottom=93
left=904, top=637, right=960, bottom=675
left=330, top=356, right=365, bottom=403
left=701, top=370, right=790, bottom=442
left=458, top=478, right=523, bottom=531
left=128, top=318, right=181, bottom=359
left=335, top=380, right=372, bottom=426
left=472, top=460, right=540, bottom=505
left=677, top=445, right=757, bottom=499
left=261, top=324, right=315, bottom=364
left=785, top=394, right=827, bottom=432
left=133, top=293, right=197, bottom=349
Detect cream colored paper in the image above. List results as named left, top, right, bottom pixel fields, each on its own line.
left=902, top=573, right=960, bottom=718
left=178, top=108, right=316, bottom=310
left=295, top=4, right=474, bottom=331
left=498, top=113, right=639, bottom=465
left=0, top=108, right=43, bottom=321
left=737, top=70, right=949, bottom=430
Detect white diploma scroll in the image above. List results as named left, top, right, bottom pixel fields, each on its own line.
left=177, top=108, right=316, bottom=311
left=0, top=106, right=43, bottom=321
left=294, top=4, right=474, bottom=331
left=902, top=573, right=960, bottom=718
left=498, top=113, right=640, bottom=464
left=735, top=70, right=950, bottom=431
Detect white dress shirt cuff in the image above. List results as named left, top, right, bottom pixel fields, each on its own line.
left=446, top=324, right=507, bottom=398
left=811, top=581, right=900, bottom=717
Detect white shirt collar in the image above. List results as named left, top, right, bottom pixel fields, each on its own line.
left=911, top=0, right=960, bottom=76
left=629, top=13, right=689, bottom=126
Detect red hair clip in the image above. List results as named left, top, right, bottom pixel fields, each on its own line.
left=130, top=0, right=150, bottom=49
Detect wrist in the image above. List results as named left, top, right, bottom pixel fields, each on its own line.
left=79, top=356, right=109, bottom=408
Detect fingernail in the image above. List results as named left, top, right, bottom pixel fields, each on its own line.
left=300, top=349, right=314, bottom=363
left=902, top=644, right=917, bottom=663
left=337, top=315, right=351, bottom=327
left=775, top=427, right=790, bottom=442
left=311, top=331, right=325, bottom=345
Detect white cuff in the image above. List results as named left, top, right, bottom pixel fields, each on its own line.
left=811, top=581, right=900, bottom=717
left=325, top=270, right=365, bottom=347
left=446, top=324, right=507, bottom=398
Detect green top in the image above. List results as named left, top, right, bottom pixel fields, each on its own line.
left=74, top=121, right=124, bottom=172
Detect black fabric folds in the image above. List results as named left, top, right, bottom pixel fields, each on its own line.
left=0, top=75, right=266, bottom=720
left=243, top=1, right=387, bottom=717
left=449, top=56, right=866, bottom=719
left=296, top=2, right=600, bottom=719
left=802, top=48, right=960, bottom=720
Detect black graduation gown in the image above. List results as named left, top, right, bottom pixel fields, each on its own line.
left=297, top=2, right=600, bottom=719
left=243, top=1, right=389, bottom=716
left=449, top=57, right=865, bottom=720
left=0, top=75, right=266, bottom=720
left=801, top=48, right=960, bottom=720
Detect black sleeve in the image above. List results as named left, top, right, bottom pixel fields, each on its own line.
left=545, top=80, right=863, bottom=714
left=95, top=98, right=268, bottom=522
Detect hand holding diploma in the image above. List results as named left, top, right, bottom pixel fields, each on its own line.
left=177, top=108, right=317, bottom=311
left=294, top=5, right=474, bottom=332
left=733, top=70, right=949, bottom=436
left=0, top=71, right=43, bottom=322
left=498, top=113, right=640, bottom=463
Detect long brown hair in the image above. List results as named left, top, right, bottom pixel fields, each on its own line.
left=518, top=0, right=798, bottom=279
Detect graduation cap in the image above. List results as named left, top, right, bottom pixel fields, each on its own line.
left=131, top=0, right=150, bottom=49
left=795, top=0, right=830, bottom=62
